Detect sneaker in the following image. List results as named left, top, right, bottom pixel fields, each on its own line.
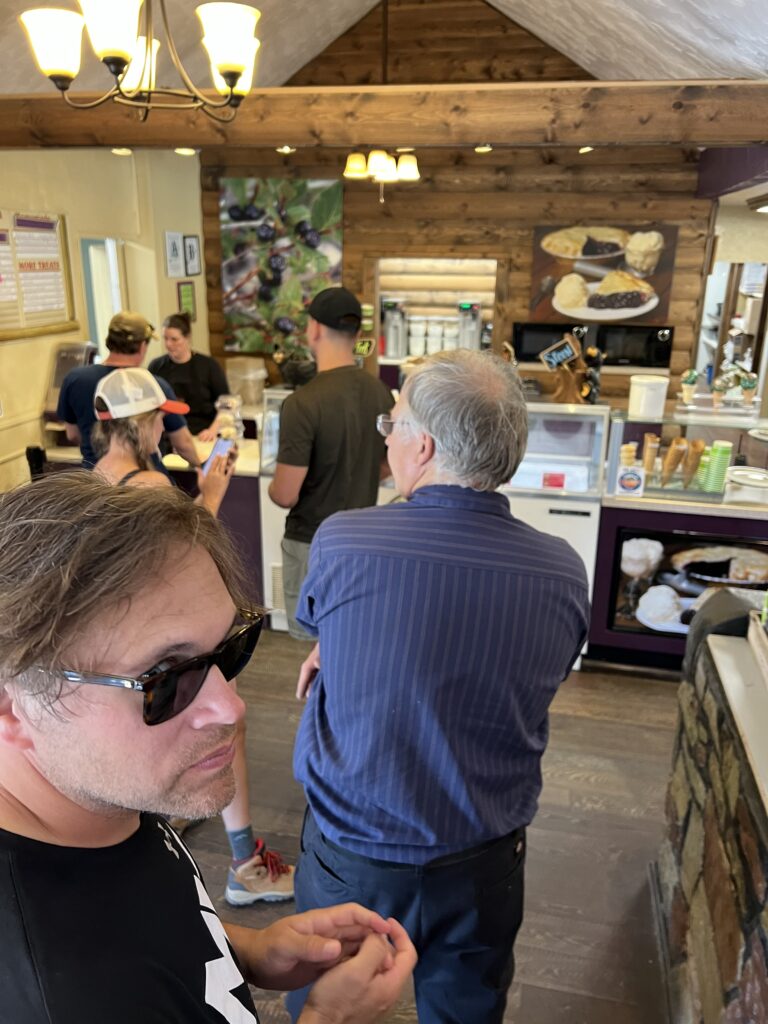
left=225, top=843, right=295, bottom=906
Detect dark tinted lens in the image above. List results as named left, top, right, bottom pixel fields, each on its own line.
left=216, top=619, right=262, bottom=681
left=145, top=661, right=209, bottom=725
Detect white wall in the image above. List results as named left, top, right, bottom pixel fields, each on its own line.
left=0, top=148, right=208, bottom=490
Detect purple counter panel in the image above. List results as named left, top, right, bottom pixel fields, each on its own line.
left=169, top=470, right=264, bottom=606
left=589, top=504, right=768, bottom=669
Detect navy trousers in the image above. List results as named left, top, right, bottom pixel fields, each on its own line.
left=285, top=811, right=526, bottom=1024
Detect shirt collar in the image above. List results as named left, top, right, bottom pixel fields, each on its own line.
left=407, top=484, right=512, bottom=518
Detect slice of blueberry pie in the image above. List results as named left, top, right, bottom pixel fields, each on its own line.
left=587, top=270, right=656, bottom=310
left=541, top=226, right=629, bottom=259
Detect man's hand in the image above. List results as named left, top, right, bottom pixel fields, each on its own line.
left=297, top=642, right=320, bottom=699
left=299, top=918, right=417, bottom=1024
left=227, top=904, right=396, bottom=992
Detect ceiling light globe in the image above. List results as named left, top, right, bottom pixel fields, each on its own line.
left=207, top=35, right=259, bottom=96
left=343, top=152, right=368, bottom=179
left=396, top=154, right=420, bottom=181
left=374, top=155, right=399, bottom=184
left=197, top=3, right=260, bottom=76
left=78, top=0, right=142, bottom=64
left=121, top=35, right=160, bottom=93
left=366, top=150, right=389, bottom=177
left=20, top=9, right=85, bottom=82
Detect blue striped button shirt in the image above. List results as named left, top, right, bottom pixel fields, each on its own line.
left=294, top=484, right=590, bottom=864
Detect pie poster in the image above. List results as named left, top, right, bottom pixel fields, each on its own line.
left=611, top=530, right=768, bottom=637
left=529, top=223, right=678, bottom=325
left=219, top=178, right=343, bottom=356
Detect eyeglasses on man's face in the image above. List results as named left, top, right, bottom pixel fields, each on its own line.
left=54, top=611, right=263, bottom=726
left=376, top=414, right=412, bottom=437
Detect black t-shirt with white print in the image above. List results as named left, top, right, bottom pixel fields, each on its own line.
left=0, top=814, right=259, bottom=1023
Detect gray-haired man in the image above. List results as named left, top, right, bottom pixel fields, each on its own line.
left=290, top=350, right=590, bottom=1024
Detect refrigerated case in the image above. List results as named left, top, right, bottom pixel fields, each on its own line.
left=590, top=409, right=768, bottom=668
left=499, top=402, right=610, bottom=600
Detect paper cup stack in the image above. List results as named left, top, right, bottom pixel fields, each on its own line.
left=702, top=440, right=733, bottom=493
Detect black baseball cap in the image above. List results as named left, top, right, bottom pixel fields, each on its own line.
left=307, top=287, right=362, bottom=335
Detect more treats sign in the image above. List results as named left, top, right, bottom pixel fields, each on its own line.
left=218, top=178, right=343, bottom=357
left=529, top=223, right=678, bottom=326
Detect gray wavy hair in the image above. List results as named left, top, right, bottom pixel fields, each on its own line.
left=0, top=473, right=250, bottom=700
left=403, top=349, right=528, bottom=490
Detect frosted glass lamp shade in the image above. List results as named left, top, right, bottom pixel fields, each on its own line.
left=197, top=3, right=260, bottom=75
left=374, top=155, right=399, bottom=183
left=366, top=150, right=389, bottom=177
left=208, top=35, right=259, bottom=96
left=78, top=0, right=143, bottom=63
left=343, top=152, right=368, bottom=179
left=396, top=154, right=420, bottom=181
left=20, top=9, right=85, bottom=81
left=121, top=35, right=160, bottom=92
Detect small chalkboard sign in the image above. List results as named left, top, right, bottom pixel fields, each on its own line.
left=538, top=334, right=581, bottom=371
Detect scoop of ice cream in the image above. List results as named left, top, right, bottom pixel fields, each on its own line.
left=681, top=368, right=698, bottom=385
left=626, top=231, right=664, bottom=254
left=554, top=273, right=589, bottom=309
left=638, top=585, right=682, bottom=625
left=621, top=537, right=664, bottom=578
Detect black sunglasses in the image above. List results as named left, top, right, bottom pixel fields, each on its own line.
left=58, top=611, right=263, bottom=726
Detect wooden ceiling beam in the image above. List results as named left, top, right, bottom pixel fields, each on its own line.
left=1, top=80, right=767, bottom=148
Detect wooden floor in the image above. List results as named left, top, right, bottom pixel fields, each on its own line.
left=186, top=630, right=679, bottom=1024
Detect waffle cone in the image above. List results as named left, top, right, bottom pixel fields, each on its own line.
left=661, top=438, right=688, bottom=486
left=682, top=439, right=706, bottom=488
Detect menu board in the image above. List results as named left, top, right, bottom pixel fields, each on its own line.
left=0, top=210, right=78, bottom=341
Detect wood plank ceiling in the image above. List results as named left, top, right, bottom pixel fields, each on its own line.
left=0, top=0, right=765, bottom=99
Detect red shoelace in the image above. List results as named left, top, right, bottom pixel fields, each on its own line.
left=263, top=848, right=291, bottom=880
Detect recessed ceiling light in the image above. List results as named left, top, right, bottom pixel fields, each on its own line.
left=755, top=204, right=768, bottom=214
left=396, top=147, right=415, bottom=153
left=578, top=146, right=594, bottom=154
left=111, top=147, right=132, bottom=157
left=174, top=147, right=197, bottom=157
left=474, top=144, right=493, bottom=154
left=275, top=145, right=296, bottom=155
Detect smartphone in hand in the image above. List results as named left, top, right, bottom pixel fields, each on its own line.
left=202, top=438, right=234, bottom=476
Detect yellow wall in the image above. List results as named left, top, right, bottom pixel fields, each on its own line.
left=0, top=148, right=207, bottom=490
left=716, top=204, right=768, bottom=263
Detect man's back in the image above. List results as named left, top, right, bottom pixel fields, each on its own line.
left=294, top=485, right=590, bottom=863
left=278, top=366, right=393, bottom=543
left=58, top=364, right=186, bottom=466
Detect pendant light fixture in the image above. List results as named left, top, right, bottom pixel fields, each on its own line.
left=343, top=148, right=421, bottom=202
left=19, top=0, right=261, bottom=122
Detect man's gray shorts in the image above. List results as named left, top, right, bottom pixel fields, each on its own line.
left=281, top=536, right=315, bottom=641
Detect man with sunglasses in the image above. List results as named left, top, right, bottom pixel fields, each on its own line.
left=289, top=351, right=590, bottom=1024
left=0, top=473, right=415, bottom=1024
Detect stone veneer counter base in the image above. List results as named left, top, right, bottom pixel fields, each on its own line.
left=658, top=636, right=768, bottom=1023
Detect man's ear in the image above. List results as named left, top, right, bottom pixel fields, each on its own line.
left=0, top=685, right=35, bottom=751
left=415, top=431, right=435, bottom=467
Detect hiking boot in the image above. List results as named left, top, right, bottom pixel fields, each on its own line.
left=225, top=843, right=295, bottom=906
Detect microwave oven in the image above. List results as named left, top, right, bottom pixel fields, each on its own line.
left=512, top=322, right=673, bottom=368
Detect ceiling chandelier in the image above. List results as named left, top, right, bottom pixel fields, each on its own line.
left=343, top=149, right=420, bottom=203
left=20, top=1, right=261, bottom=123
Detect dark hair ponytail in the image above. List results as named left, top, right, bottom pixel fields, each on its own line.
left=163, top=312, right=192, bottom=337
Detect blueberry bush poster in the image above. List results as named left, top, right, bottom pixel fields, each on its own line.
left=219, top=178, right=343, bottom=355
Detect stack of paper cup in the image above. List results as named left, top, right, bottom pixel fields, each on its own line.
left=408, top=316, right=426, bottom=356
left=702, top=440, right=733, bottom=493
left=442, top=319, right=459, bottom=350
left=426, top=319, right=443, bottom=354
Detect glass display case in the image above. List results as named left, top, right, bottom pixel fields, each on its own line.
left=505, top=402, right=610, bottom=497
left=605, top=409, right=768, bottom=506
left=259, top=387, right=293, bottom=477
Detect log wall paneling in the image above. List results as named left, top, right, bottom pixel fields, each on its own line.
left=287, top=0, right=592, bottom=87
left=200, top=143, right=711, bottom=408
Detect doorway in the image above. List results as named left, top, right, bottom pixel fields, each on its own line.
left=80, top=238, right=124, bottom=359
